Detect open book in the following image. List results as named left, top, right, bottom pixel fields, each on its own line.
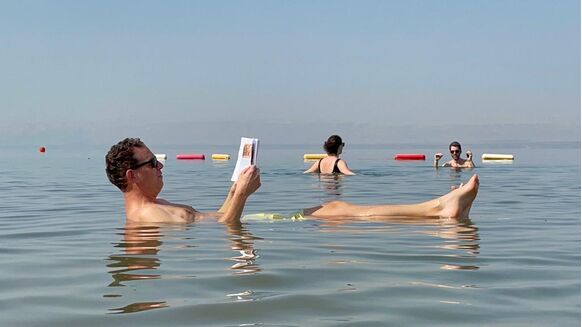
left=231, top=137, right=259, bottom=182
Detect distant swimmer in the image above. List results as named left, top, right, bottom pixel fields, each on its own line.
left=106, top=138, right=479, bottom=224
left=304, top=135, right=356, bottom=175
left=434, top=141, right=475, bottom=168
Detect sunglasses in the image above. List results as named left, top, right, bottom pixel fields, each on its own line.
left=131, top=157, right=159, bottom=170
left=450, top=150, right=461, bottom=154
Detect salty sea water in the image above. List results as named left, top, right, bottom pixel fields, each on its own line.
left=0, top=142, right=579, bottom=326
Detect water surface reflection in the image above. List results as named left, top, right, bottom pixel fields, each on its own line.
left=107, top=225, right=163, bottom=287
left=105, top=220, right=263, bottom=313
left=226, top=221, right=262, bottom=275
left=318, top=216, right=480, bottom=271
left=308, top=173, right=345, bottom=200
left=106, top=225, right=166, bottom=314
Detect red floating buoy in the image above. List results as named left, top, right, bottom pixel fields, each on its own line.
left=39, top=146, right=46, bottom=153
left=394, top=153, right=425, bottom=160
left=176, top=154, right=205, bottom=160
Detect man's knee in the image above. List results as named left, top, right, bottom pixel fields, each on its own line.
left=322, top=200, right=351, bottom=211
left=310, top=200, right=357, bottom=217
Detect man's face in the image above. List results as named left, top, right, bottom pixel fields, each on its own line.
left=449, top=146, right=461, bottom=160
left=131, top=146, right=164, bottom=196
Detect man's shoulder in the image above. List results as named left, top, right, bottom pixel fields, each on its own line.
left=129, top=203, right=173, bottom=221
left=129, top=201, right=196, bottom=223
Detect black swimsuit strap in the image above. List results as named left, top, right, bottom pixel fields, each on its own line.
left=333, top=158, right=341, bottom=173
left=319, top=157, right=342, bottom=174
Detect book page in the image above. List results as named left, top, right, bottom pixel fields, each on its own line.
left=231, top=137, right=259, bottom=181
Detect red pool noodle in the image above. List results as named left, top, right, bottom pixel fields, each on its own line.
left=394, top=154, right=425, bottom=160
left=176, top=154, right=205, bottom=160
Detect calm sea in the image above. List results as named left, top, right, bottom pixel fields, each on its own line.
left=0, top=142, right=579, bottom=326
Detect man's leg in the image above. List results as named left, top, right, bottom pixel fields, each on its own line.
left=305, top=175, right=479, bottom=219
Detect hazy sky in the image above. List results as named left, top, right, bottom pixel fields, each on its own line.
left=1, top=1, right=579, bottom=146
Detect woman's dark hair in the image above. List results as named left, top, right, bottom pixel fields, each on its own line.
left=323, top=135, right=343, bottom=155
left=105, top=138, right=145, bottom=192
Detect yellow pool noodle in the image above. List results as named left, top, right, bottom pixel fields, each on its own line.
left=211, top=154, right=230, bottom=160
left=155, top=154, right=167, bottom=160
left=303, top=154, right=328, bottom=160
left=481, top=153, right=514, bottom=160
left=242, top=213, right=306, bottom=221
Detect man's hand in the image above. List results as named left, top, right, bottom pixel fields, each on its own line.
left=466, top=151, right=473, bottom=160
left=234, top=166, right=261, bottom=198
left=435, top=153, right=443, bottom=161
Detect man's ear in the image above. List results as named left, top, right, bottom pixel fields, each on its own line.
left=126, top=169, right=135, bottom=183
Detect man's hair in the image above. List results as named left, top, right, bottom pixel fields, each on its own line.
left=323, top=135, right=343, bottom=154
left=449, top=141, right=462, bottom=151
left=105, top=138, right=145, bottom=192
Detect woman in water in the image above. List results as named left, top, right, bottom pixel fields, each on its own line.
left=304, top=135, right=355, bottom=175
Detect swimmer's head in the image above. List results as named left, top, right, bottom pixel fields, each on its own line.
left=106, top=138, right=146, bottom=192
left=449, top=141, right=462, bottom=159
left=323, top=135, right=344, bottom=155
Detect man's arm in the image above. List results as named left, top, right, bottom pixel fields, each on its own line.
left=464, top=151, right=476, bottom=168
left=218, top=166, right=261, bottom=224
left=433, top=153, right=443, bottom=168
left=218, top=183, right=236, bottom=213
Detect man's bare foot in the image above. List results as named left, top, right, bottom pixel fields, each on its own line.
left=450, top=183, right=464, bottom=191
left=438, top=175, right=479, bottom=218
